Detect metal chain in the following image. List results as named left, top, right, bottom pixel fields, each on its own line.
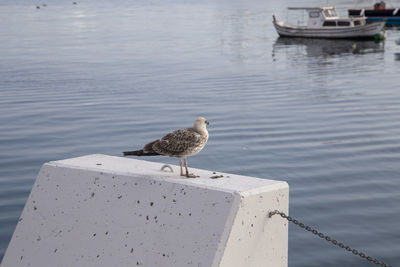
left=269, top=210, right=392, bottom=267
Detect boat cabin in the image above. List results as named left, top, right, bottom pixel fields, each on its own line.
left=374, top=1, right=386, bottom=10
left=288, top=6, right=366, bottom=28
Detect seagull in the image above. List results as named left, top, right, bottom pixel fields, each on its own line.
left=123, top=117, right=209, bottom=178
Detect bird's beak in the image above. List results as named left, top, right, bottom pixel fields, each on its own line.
left=206, top=120, right=209, bottom=125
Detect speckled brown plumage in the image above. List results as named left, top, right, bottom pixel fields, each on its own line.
left=123, top=117, right=209, bottom=178
left=150, top=128, right=208, bottom=158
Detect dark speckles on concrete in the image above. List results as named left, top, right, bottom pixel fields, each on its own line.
left=5, top=160, right=279, bottom=267
left=54, top=230, right=62, bottom=237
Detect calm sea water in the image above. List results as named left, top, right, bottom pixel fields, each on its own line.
left=1, top=0, right=400, bottom=266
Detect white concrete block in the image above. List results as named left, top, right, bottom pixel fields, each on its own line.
left=2, top=154, right=288, bottom=267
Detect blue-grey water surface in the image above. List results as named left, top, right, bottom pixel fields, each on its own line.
left=1, top=0, right=400, bottom=266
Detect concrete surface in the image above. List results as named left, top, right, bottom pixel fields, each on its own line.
left=1, top=154, right=288, bottom=267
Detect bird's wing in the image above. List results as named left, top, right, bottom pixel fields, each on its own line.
left=143, top=140, right=159, bottom=153
left=153, top=128, right=202, bottom=156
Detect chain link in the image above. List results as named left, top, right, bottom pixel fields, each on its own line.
left=269, top=210, right=392, bottom=267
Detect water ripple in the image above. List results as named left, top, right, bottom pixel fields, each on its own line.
left=1, top=0, right=400, bottom=265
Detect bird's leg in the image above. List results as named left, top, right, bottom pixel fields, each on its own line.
left=179, top=159, right=185, bottom=176
left=184, top=157, right=198, bottom=178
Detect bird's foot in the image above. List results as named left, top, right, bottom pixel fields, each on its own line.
left=186, top=173, right=199, bottom=178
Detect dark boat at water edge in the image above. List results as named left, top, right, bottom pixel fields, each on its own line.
left=349, top=1, right=400, bottom=26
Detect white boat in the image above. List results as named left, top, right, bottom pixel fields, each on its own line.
left=273, top=6, right=386, bottom=39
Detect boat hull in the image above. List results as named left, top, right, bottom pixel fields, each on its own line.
left=367, top=17, right=400, bottom=26
left=349, top=9, right=400, bottom=26
left=273, top=20, right=386, bottom=39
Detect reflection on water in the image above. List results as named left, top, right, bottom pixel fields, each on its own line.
left=1, top=0, right=400, bottom=266
left=273, top=37, right=385, bottom=57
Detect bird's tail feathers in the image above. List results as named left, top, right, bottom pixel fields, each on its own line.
left=123, top=150, right=159, bottom=156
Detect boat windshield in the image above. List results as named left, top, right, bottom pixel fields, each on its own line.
left=323, top=9, right=338, bottom=17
